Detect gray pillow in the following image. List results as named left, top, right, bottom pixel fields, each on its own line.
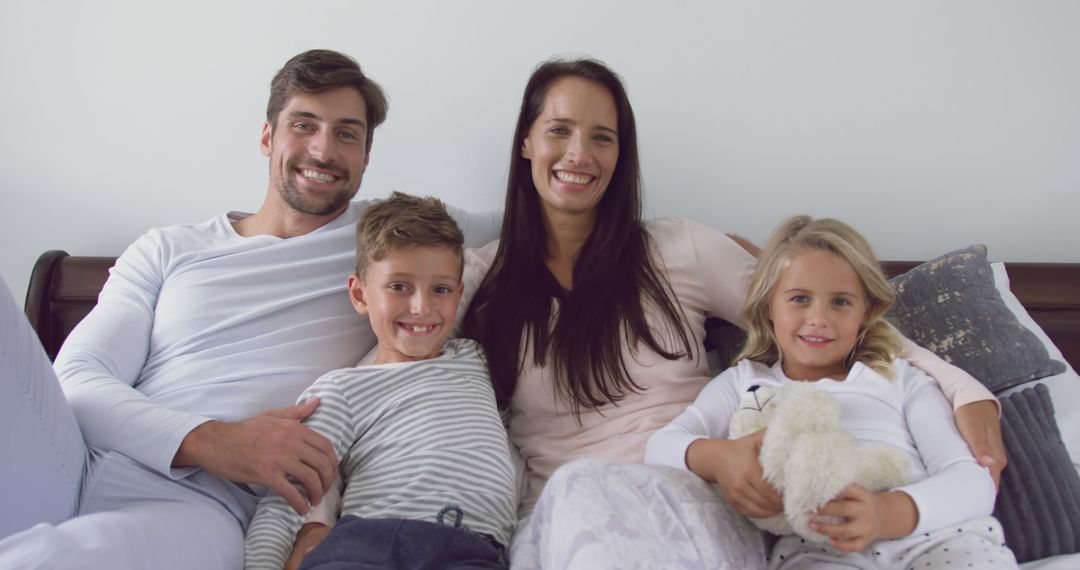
left=994, top=384, right=1080, bottom=562
left=888, top=245, right=1065, bottom=393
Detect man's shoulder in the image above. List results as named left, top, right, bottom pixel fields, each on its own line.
left=144, top=213, right=231, bottom=240
left=111, top=214, right=234, bottom=268
left=333, top=200, right=376, bottom=225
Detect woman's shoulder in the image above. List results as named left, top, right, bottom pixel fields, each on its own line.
left=643, top=217, right=703, bottom=259
left=642, top=217, right=756, bottom=282
left=643, top=217, right=703, bottom=240
left=643, top=217, right=748, bottom=255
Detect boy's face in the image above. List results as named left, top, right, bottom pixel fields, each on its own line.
left=348, top=245, right=464, bottom=365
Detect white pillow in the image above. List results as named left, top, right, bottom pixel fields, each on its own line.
left=992, top=262, right=1080, bottom=471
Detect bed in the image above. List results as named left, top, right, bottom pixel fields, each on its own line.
left=22, top=247, right=1080, bottom=568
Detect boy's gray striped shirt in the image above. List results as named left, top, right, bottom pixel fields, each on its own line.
left=244, top=338, right=517, bottom=569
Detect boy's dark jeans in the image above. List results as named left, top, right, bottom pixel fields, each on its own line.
left=297, top=506, right=507, bottom=570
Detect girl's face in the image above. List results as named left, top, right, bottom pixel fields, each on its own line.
left=768, top=249, right=869, bottom=381
left=521, top=76, right=619, bottom=222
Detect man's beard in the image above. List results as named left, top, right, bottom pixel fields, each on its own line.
left=276, top=160, right=356, bottom=216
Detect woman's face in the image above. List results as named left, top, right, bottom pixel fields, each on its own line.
left=521, top=76, right=620, bottom=221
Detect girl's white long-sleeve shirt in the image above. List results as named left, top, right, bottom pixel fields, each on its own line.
left=646, top=358, right=996, bottom=536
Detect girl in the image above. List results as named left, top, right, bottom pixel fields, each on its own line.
left=646, top=215, right=1017, bottom=569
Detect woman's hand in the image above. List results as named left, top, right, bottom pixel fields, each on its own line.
left=686, top=431, right=782, bottom=518
left=284, top=522, right=331, bottom=570
left=811, top=485, right=916, bottom=553
left=955, top=400, right=1007, bottom=488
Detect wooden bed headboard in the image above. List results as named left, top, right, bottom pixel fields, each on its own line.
left=22, top=250, right=1080, bottom=371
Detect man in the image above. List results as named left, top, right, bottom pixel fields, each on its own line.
left=0, top=49, right=498, bottom=569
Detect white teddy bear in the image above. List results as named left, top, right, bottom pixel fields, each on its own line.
left=728, top=383, right=911, bottom=543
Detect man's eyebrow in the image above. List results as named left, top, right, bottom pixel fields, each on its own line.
left=288, top=111, right=320, bottom=121
left=287, top=111, right=366, bottom=128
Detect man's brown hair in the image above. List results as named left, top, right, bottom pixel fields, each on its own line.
left=355, top=192, right=465, bottom=277
left=267, top=49, right=389, bottom=150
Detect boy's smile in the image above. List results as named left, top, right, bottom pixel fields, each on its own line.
left=348, top=245, right=464, bottom=365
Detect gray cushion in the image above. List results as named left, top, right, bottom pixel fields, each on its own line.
left=888, top=245, right=1065, bottom=393
left=994, top=384, right=1080, bottom=562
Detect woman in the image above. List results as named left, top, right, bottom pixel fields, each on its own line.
left=461, top=58, right=1005, bottom=569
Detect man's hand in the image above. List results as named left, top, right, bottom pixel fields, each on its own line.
left=955, top=400, right=1007, bottom=488
left=811, top=485, right=916, bottom=553
left=284, top=522, right=331, bottom=570
left=687, top=431, right=783, bottom=518
left=173, top=398, right=337, bottom=514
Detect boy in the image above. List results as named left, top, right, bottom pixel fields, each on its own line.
left=244, top=192, right=517, bottom=570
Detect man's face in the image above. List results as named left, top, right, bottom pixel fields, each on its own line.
left=261, top=87, right=371, bottom=218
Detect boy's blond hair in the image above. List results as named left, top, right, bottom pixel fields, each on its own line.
left=735, top=215, right=901, bottom=378
left=355, top=192, right=464, bottom=277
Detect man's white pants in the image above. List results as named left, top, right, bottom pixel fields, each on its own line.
left=0, top=277, right=249, bottom=569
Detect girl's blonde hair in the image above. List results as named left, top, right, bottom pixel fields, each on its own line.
left=735, top=215, right=901, bottom=378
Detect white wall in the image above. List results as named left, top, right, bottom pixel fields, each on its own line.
left=3, top=1, right=1079, bottom=304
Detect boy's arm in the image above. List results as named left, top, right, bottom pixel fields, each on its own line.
left=246, top=380, right=353, bottom=569
left=305, top=473, right=342, bottom=526
left=245, top=492, right=307, bottom=570
left=282, top=474, right=343, bottom=569
left=284, top=523, right=332, bottom=570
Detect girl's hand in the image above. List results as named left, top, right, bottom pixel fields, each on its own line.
left=285, top=522, right=331, bottom=570
left=687, top=431, right=783, bottom=518
left=811, top=485, right=917, bottom=553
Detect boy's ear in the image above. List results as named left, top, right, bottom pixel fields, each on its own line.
left=347, top=274, right=369, bottom=315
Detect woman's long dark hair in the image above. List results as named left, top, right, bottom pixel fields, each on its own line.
left=462, top=59, right=695, bottom=416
